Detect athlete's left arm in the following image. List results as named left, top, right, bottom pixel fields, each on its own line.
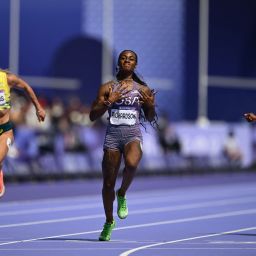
left=244, top=112, right=256, bottom=122
left=140, top=86, right=156, bottom=122
left=7, top=73, right=46, bottom=122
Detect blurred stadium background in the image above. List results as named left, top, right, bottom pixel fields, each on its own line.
left=1, top=0, right=256, bottom=181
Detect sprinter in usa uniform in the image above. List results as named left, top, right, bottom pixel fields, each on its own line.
left=90, top=50, right=156, bottom=241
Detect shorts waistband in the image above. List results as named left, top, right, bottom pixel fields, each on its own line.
left=0, top=121, right=13, bottom=135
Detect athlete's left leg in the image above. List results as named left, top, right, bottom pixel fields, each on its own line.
left=119, top=139, right=142, bottom=195
left=116, top=140, right=142, bottom=219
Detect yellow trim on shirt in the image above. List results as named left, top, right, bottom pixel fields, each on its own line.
left=0, top=71, right=11, bottom=109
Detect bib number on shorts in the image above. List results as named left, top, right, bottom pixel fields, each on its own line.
left=110, top=109, right=137, bottom=126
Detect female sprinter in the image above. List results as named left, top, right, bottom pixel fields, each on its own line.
left=0, top=69, right=46, bottom=196
left=89, top=50, right=156, bottom=241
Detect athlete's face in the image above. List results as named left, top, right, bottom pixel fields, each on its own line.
left=118, top=51, right=137, bottom=72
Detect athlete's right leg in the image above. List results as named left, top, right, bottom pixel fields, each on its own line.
left=0, top=130, right=14, bottom=197
left=102, top=149, right=121, bottom=222
left=99, top=149, right=121, bottom=241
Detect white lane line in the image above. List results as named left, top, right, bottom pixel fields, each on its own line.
left=210, top=241, right=256, bottom=244
left=0, top=209, right=256, bottom=246
left=1, top=181, right=256, bottom=208
left=0, top=248, right=131, bottom=251
left=129, top=196, right=256, bottom=215
left=0, top=247, right=255, bottom=251
left=0, top=214, right=104, bottom=228
left=0, top=203, right=102, bottom=217
left=0, top=192, right=193, bottom=215
left=1, top=194, right=255, bottom=217
left=1, top=197, right=256, bottom=228
left=119, top=226, right=256, bottom=256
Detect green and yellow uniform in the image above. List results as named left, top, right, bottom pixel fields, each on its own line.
left=0, top=71, right=11, bottom=110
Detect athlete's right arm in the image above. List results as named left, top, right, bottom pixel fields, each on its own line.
left=89, top=84, right=110, bottom=122
left=89, top=81, right=127, bottom=122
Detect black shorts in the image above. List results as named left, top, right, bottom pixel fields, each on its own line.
left=0, top=121, right=13, bottom=136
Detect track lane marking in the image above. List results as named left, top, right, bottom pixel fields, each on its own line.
left=1, top=182, right=256, bottom=208
left=1, top=197, right=256, bottom=227
left=119, top=226, right=256, bottom=256
left=0, top=195, right=256, bottom=217
left=0, top=208, right=256, bottom=246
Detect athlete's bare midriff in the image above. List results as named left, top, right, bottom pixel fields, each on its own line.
left=0, top=110, right=10, bottom=124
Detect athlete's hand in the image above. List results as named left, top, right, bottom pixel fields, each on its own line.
left=139, top=88, right=155, bottom=107
left=107, top=85, right=123, bottom=103
left=36, top=107, right=46, bottom=122
left=244, top=112, right=256, bottom=122
left=107, top=82, right=132, bottom=103
left=119, top=80, right=133, bottom=95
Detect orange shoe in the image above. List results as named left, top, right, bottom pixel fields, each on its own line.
left=0, top=170, right=5, bottom=197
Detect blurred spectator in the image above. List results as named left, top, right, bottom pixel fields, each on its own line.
left=223, top=130, right=243, bottom=166
left=55, top=116, right=87, bottom=153
left=7, top=93, right=93, bottom=173
left=157, top=114, right=181, bottom=154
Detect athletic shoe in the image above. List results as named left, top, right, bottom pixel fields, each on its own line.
left=99, top=220, right=116, bottom=241
left=116, top=190, right=128, bottom=219
left=0, top=170, right=5, bottom=197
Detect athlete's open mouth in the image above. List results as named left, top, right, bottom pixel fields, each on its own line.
left=123, top=64, right=132, bottom=69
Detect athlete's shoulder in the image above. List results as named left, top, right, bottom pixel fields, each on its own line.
left=0, top=69, right=11, bottom=75
left=96, top=81, right=114, bottom=97
left=102, top=80, right=114, bottom=87
left=0, top=69, right=18, bottom=80
left=100, top=80, right=117, bottom=91
left=138, top=83, right=151, bottom=93
left=0, top=69, right=15, bottom=85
